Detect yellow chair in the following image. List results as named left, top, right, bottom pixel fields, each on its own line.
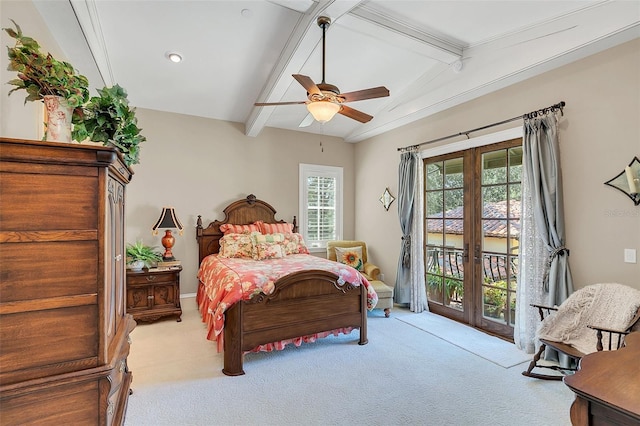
left=327, top=240, right=394, bottom=317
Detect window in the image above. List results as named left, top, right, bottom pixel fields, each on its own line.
left=299, top=164, right=343, bottom=251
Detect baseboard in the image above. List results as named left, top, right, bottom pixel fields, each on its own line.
left=180, top=292, right=197, bottom=299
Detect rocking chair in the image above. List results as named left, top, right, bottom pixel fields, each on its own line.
left=522, top=283, right=640, bottom=380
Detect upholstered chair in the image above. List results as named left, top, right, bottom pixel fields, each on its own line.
left=327, top=240, right=394, bottom=317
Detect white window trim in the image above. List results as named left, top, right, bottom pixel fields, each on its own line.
left=419, top=127, right=522, bottom=159
left=299, top=163, right=343, bottom=252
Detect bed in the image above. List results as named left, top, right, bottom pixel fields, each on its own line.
left=195, top=194, right=375, bottom=376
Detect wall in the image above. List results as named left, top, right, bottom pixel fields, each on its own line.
left=355, top=38, right=640, bottom=292
left=0, top=1, right=57, bottom=139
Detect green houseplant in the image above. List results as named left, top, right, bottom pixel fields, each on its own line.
left=4, top=20, right=89, bottom=141
left=126, top=241, right=162, bottom=271
left=72, top=84, right=146, bottom=166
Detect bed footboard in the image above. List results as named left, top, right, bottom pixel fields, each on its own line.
left=223, top=269, right=368, bottom=376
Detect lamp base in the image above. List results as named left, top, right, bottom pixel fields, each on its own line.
left=161, top=229, right=176, bottom=261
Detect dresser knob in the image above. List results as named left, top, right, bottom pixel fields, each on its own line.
left=146, top=275, right=156, bottom=282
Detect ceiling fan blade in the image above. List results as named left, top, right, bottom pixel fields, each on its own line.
left=338, top=105, right=373, bottom=123
left=254, top=101, right=307, bottom=106
left=339, top=86, right=390, bottom=103
left=292, top=74, right=321, bottom=96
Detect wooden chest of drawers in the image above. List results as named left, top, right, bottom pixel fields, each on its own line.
left=0, top=137, right=135, bottom=425
left=126, top=267, right=182, bottom=323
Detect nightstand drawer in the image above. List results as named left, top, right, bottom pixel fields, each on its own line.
left=127, top=271, right=178, bottom=286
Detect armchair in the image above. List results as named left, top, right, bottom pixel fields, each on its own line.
left=327, top=240, right=394, bottom=317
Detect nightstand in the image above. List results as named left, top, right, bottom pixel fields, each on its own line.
left=126, top=267, right=182, bottom=323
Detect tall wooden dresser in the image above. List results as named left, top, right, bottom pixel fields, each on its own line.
left=0, top=137, right=135, bottom=425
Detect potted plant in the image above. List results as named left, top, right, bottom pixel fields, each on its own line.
left=72, top=84, right=146, bottom=166
left=4, top=19, right=89, bottom=142
left=126, top=241, right=162, bottom=271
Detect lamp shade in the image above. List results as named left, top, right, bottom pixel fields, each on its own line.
left=307, top=101, right=341, bottom=123
left=152, top=207, right=184, bottom=235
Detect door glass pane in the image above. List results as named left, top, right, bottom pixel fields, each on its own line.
left=444, top=219, right=463, bottom=249
left=482, top=185, right=508, bottom=216
left=509, top=183, right=522, bottom=204
left=446, top=277, right=463, bottom=311
left=426, top=191, right=443, bottom=217
left=427, top=219, right=444, bottom=246
left=483, top=283, right=506, bottom=321
left=427, top=272, right=444, bottom=304
left=483, top=220, right=508, bottom=253
left=508, top=147, right=523, bottom=181
left=427, top=163, right=443, bottom=189
left=444, top=158, right=463, bottom=188
left=509, top=219, right=520, bottom=251
left=444, top=189, right=463, bottom=213
left=482, top=151, right=507, bottom=184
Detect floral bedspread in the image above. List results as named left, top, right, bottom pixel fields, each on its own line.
left=196, top=253, right=378, bottom=352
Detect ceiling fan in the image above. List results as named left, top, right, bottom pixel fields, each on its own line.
left=254, top=16, right=390, bottom=124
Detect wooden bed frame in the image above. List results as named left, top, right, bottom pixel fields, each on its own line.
left=195, top=194, right=368, bottom=376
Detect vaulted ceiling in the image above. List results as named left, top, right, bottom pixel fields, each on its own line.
left=36, top=0, right=640, bottom=142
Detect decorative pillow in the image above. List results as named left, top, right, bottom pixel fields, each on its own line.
left=334, top=246, right=364, bottom=271
left=252, top=233, right=285, bottom=244
left=219, top=223, right=261, bottom=235
left=253, top=242, right=285, bottom=260
left=281, top=233, right=310, bottom=255
left=218, top=233, right=255, bottom=258
left=257, top=221, right=294, bottom=234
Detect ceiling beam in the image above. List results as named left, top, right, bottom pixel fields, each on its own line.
left=348, top=5, right=463, bottom=63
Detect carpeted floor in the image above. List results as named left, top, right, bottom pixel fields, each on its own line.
left=124, top=298, right=574, bottom=426
left=395, top=312, right=531, bottom=368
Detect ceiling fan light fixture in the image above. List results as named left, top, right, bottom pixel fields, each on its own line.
left=307, top=101, right=340, bottom=123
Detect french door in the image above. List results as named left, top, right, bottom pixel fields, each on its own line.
left=424, top=138, right=522, bottom=340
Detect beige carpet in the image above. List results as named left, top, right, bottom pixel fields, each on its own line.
left=125, top=298, right=573, bottom=426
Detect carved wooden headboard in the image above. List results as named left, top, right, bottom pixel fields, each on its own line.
left=195, top=194, right=297, bottom=264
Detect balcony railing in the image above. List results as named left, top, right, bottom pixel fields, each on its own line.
left=426, top=248, right=517, bottom=282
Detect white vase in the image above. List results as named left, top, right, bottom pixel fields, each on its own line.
left=43, top=95, right=73, bottom=142
left=129, top=260, right=145, bottom=271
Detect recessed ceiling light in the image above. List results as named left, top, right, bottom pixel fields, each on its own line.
left=166, top=52, right=183, bottom=63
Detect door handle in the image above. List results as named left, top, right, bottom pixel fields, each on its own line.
left=474, top=245, right=481, bottom=263
left=463, top=244, right=469, bottom=262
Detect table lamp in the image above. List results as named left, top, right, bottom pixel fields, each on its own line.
left=152, top=207, right=184, bottom=261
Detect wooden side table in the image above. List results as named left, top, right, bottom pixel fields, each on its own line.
left=564, top=332, right=640, bottom=425
left=126, top=267, right=182, bottom=323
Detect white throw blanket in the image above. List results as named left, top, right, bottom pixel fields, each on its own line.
left=537, top=283, right=640, bottom=355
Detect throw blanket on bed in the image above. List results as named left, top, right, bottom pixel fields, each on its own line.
left=197, top=253, right=378, bottom=352
left=537, top=283, right=640, bottom=355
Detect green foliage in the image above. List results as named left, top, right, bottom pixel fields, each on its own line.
left=3, top=19, right=89, bottom=111
left=126, top=241, right=162, bottom=267
left=72, top=84, right=146, bottom=166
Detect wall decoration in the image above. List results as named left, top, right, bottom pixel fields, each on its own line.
left=380, top=188, right=395, bottom=211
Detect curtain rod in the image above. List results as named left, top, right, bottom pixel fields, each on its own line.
left=397, top=101, right=566, bottom=152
